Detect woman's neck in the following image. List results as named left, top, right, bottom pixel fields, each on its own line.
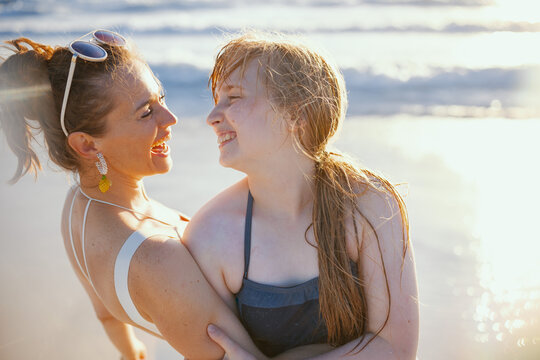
left=78, top=168, right=149, bottom=210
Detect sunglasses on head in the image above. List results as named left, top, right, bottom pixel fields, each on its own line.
left=60, top=29, right=127, bottom=137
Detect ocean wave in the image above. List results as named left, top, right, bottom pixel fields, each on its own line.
left=0, top=0, right=493, bottom=16
left=359, top=0, right=492, bottom=7
left=2, top=20, right=538, bottom=40
left=319, top=22, right=540, bottom=33
left=151, top=64, right=539, bottom=118
left=0, top=27, right=222, bottom=39
left=342, top=66, right=538, bottom=117
left=1, top=0, right=532, bottom=36
left=153, top=64, right=211, bottom=86
left=0, top=0, right=227, bottom=17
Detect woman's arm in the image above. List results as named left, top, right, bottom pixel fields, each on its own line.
left=100, top=318, right=147, bottom=360
left=129, top=235, right=267, bottom=360
left=75, top=264, right=147, bottom=360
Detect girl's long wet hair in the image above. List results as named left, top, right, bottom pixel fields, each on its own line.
left=209, top=32, right=410, bottom=349
left=0, top=36, right=136, bottom=183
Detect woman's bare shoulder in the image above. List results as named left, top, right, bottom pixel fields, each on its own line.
left=61, top=186, right=141, bottom=238
left=60, top=186, right=80, bottom=225
left=62, top=189, right=165, bottom=283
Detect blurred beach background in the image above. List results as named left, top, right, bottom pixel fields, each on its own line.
left=0, top=0, right=539, bottom=359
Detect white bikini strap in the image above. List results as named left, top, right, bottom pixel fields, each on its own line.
left=114, top=223, right=160, bottom=335
left=80, top=198, right=98, bottom=292
left=68, top=188, right=99, bottom=294
left=175, top=219, right=188, bottom=238
left=78, top=188, right=171, bottom=226
left=68, top=188, right=86, bottom=278
left=73, top=187, right=181, bottom=335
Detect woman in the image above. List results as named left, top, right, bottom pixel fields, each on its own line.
left=0, top=30, right=271, bottom=360
left=183, top=32, right=419, bottom=359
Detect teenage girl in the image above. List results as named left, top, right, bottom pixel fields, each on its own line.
left=184, top=32, right=419, bottom=360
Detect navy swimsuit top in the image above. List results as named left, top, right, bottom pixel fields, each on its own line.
left=235, top=191, right=358, bottom=356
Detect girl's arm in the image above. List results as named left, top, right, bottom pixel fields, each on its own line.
left=299, top=189, right=418, bottom=360
left=208, top=325, right=333, bottom=360
left=305, top=189, right=419, bottom=360
left=206, top=189, right=419, bottom=360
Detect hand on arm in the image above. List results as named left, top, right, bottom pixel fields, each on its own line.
left=208, top=324, right=331, bottom=360
left=205, top=324, right=403, bottom=360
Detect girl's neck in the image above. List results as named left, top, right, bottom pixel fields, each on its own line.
left=247, top=153, right=315, bottom=220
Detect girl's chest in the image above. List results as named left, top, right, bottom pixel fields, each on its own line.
left=247, top=219, right=320, bottom=287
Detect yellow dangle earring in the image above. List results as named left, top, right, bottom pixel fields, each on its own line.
left=95, top=152, right=112, bottom=193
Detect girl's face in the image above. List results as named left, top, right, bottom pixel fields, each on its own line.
left=206, top=60, right=290, bottom=172
left=96, top=61, right=177, bottom=181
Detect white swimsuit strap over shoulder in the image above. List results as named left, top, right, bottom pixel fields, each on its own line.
left=114, top=221, right=161, bottom=335
left=115, top=220, right=187, bottom=335
left=68, top=188, right=86, bottom=277
left=68, top=187, right=98, bottom=293
left=68, top=186, right=187, bottom=336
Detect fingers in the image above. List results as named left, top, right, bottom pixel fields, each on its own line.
left=207, top=324, right=257, bottom=360
left=207, top=324, right=231, bottom=351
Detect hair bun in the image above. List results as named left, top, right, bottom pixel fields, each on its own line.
left=0, top=37, right=58, bottom=183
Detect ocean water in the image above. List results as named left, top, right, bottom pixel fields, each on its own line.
left=0, top=0, right=539, bottom=359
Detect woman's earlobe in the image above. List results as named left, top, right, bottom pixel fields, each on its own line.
left=67, top=132, right=99, bottom=159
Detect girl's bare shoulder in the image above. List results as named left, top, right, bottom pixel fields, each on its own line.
left=184, top=178, right=249, bottom=243
left=345, top=175, right=408, bottom=259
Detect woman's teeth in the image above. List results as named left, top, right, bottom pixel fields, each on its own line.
left=151, top=136, right=171, bottom=155
left=151, top=135, right=171, bottom=149
left=151, top=143, right=168, bottom=153
left=151, top=139, right=166, bottom=148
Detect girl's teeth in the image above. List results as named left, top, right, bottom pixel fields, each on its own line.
left=218, top=133, right=236, bottom=144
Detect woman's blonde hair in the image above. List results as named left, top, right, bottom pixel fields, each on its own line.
left=0, top=36, right=139, bottom=183
left=210, top=31, right=410, bottom=349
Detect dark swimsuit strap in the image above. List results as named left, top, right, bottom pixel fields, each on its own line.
left=241, top=190, right=359, bottom=284
left=243, top=191, right=254, bottom=279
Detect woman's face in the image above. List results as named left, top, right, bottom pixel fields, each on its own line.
left=206, top=59, right=290, bottom=172
left=96, top=61, right=177, bottom=181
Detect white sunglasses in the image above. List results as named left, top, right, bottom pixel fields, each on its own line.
left=60, top=29, right=126, bottom=137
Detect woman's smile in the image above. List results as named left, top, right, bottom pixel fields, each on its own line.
left=151, top=134, right=172, bottom=157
